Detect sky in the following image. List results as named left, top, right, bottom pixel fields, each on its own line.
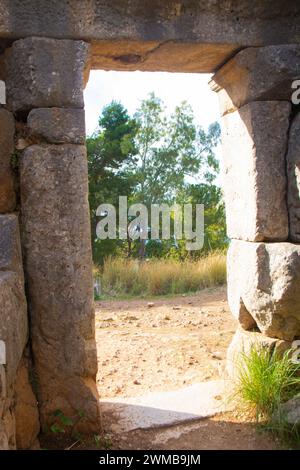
left=84, top=71, right=221, bottom=136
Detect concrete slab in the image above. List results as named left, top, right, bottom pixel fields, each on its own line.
left=101, top=380, right=232, bottom=433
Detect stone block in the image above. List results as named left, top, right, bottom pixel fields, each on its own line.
left=27, top=108, right=85, bottom=144
left=211, top=45, right=300, bottom=114
left=20, top=144, right=99, bottom=430
left=6, top=37, right=90, bottom=112
left=222, top=101, right=290, bottom=241
left=227, top=240, right=300, bottom=341
left=0, top=272, right=28, bottom=389
left=287, top=112, right=300, bottom=242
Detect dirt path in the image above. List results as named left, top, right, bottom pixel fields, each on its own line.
left=92, top=287, right=280, bottom=450
left=95, top=287, right=236, bottom=398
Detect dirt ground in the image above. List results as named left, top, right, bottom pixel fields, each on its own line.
left=41, top=287, right=280, bottom=450
left=95, top=287, right=235, bottom=398
left=92, top=287, right=280, bottom=451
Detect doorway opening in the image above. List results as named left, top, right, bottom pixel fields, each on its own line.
left=83, top=70, right=236, bottom=441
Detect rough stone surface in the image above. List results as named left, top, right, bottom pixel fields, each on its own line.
left=228, top=240, right=300, bottom=341
left=0, top=2, right=300, bottom=74
left=275, top=396, right=300, bottom=425
left=0, top=109, right=16, bottom=213
left=227, top=245, right=257, bottom=331
left=20, top=144, right=99, bottom=430
left=0, top=214, right=24, bottom=275
left=227, top=327, right=291, bottom=379
left=27, top=108, right=85, bottom=144
left=91, top=41, right=238, bottom=73
left=0, top=215, right=27, bottom=388
left=0, top=405, right=16, bottom=449
left=287, top=112, right=300, bottom=243
left=211, top=45, right=300, bottom=114
left=0, top=431, right=9, bottom=450
left=0, top=272, right=27, bottom=387
left=221, top=101, right=290, bottom=242
left=14, top=356, right=40, bottom=449
left=6, top=37, right=90, bottom=112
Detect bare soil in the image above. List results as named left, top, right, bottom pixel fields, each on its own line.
left=92, top=287, right=280, bottom=450
left=95, top=287, right=236, bottom=398
left=40, top=287, right=281, bottom=450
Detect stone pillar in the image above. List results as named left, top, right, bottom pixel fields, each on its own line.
left=5, top=37, right=100, bottom=431
left=210, top=45, right=300, bottom=372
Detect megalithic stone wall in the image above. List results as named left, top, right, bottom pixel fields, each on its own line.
left=4, top=37, right=100, bottom=432
left=210, top=45, right=300, bottom=370
left=0, top=83, right=40, bottom=448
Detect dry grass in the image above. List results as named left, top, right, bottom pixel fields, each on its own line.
left=97, top=252, right=226, bottom=297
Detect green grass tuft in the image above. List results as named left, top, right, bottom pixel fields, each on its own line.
left=235, top=346, right=300, bottom=448
left=236, top=347, right=300, bottom=421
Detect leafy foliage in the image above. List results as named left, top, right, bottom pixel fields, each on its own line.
left=87, top=93, right=226, bottom=265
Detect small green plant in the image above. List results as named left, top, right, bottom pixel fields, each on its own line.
left=93, top=433, right=112, bottom=450
left=10, top=151, right=21, bottom=170
left=50, top=410, right=74, bottom=434
left=50, top=409, right=86, bottom=439
left=236, top=346, right=300, bottom=422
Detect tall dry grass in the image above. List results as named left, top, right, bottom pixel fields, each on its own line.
left=98, top=252, right=226, bottom=297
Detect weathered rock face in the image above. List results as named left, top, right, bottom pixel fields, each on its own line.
left=274, top=396, right=300, bottom=426
left=287, top=112, right=300, bottom=243
left=221, top=101, right=290, bottom=242
left=5, top=37, right=90, bottom=113
left=211, top=45, right=300, bottom=115
left=0, top=214, right=24, bottom=274
left=0, top=109, right=16, bottom=213
left=0, top=215, right=30, bottom=450
left=228, top=240, right=300, bottom=341
left=14, top=356, right=40, bottom=449
left=20, top=144, right=99, bottom=430
left=27, top=108, right=86, bottom=144
left=0, top=215, right=27, bottom=388
left=0, top=1, right=300, bottom=74
left=227, top=327, right=291, bottom=379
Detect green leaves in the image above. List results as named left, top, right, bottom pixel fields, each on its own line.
left=50, top=409, right=74, bottom=434
left=87, top=93, right=224, bottom=264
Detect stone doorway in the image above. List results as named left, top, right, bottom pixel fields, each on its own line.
left=0, top=1, right=300, bottom=448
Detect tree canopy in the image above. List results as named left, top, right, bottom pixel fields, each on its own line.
left=87, top=93, right=227, bottom=264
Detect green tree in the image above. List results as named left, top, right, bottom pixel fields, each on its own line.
left=87, top=101, right=137, bottom=263
left=88, top=94, right=224, bottom=264
left=130, top=93, right=221, bottom=205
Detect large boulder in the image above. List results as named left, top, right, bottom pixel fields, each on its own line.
left=227, top=240, right=300, bottom=341
left=221, top=101, right=290, bottom=242
left=211, top=45, right=300, bottom=115
left=0, top=109, right=15, bottom=213
left=20, top=144, right=99, bottom=431
left=287, top=112, right=300, bottom=243
left=5, top=37, right=90, bottom=113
